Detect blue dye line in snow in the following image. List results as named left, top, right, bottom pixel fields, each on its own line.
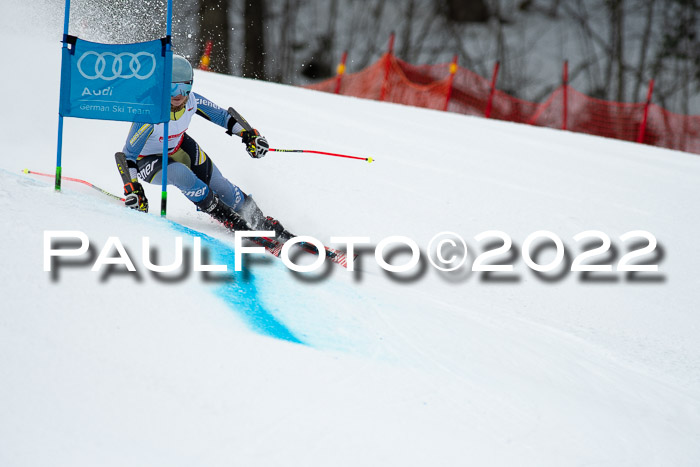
left=168, top=221, right=303, bottom=345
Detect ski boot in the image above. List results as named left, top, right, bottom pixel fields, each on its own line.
left=197, top=192, right=249, bottom=232
left=237, top=195, right=293, bottom=241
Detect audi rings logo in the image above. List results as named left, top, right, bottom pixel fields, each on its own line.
left=77, top=51, right=156, bottom=81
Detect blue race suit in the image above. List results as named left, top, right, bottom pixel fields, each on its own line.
left=122, top=92, right=247, bottom=210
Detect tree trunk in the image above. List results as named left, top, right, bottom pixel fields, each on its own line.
left=633, top=0, right=655, bottom=102
left=604, top=0, right=625, bottom=102
left=197, top=0, right=231, bottom=74
left=442, top=0, right=489, bottom=23
left=399, top=0, right=415, bottom=60
left=243, top=0, right=266, bottom=80
left=614, top=0, right=625, bottom=103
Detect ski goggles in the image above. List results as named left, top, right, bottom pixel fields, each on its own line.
left=170, top=81, right=193, bottom=97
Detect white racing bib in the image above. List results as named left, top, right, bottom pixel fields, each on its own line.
left=139, top=93, right=198, bottom=156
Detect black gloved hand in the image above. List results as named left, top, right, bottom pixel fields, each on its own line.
left=241, top=129, right=269, bottom=159
left=124, top=181, right=148, bottom=213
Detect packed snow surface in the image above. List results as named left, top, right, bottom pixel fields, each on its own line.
left=2, top=2, right=700, bottom=466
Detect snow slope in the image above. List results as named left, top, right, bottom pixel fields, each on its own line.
left=2, top=2, right=700, bottom=466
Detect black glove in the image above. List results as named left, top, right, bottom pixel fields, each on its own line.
left=241, top=129, right=269, bottom=159
left=124, top=181, right=148, bottom=213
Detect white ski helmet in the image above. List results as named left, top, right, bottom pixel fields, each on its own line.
left=171, top=54, right=193, bottom=97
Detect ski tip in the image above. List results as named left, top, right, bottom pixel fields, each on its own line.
left=22, top=169, right=29, bottom=174
left=367, top=157, right=374, bottom=163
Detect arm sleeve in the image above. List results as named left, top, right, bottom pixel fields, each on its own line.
left=193, top=92, right=245, bottom=136
left=122, top=122, right=154, bottom=161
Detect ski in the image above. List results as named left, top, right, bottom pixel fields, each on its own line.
left=228, top=229, right=351, bottom=269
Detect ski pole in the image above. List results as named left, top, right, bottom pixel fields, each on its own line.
left=269, top=148, right=374, bottom=163
left=225, top=108, right=374, bottom=163
left=22, top=169, right=125, bottom=202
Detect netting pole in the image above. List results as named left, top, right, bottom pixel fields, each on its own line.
left=681, top=101, right=688, bottom=152
left=443, top=54, right=458, bottom=111
left=379, top=32, right=395, bottom=102
left=334, top=51, right=348, bottom=94
left=637, top=79, right=654, bottom=144
left=562, top=60, right=568, bottom=130
left=484, top=61, right=500, bottom=118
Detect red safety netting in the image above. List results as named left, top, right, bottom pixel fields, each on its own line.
left=305, top=54, right=700, bottom=155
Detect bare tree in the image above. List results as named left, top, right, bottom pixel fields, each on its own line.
left=655, top=0, right=699, bottom=114
left=197, top=0, right=232, bottom=74
left=632, top=0, right=656, bottom=101
left=243, top=0, right=266, bottom=79
left=206, top=0, right=697, bottom=114
left=299, top=0, right=339, bottom=80
left=358, top=0, right=388, bottom=69
left=273, top=0, right=301, bottom=82
left=440, top=0, right=490, bottom=23
left=399, top=0, right=416, bottom=60
left=604, top=0, right=625, bottom=102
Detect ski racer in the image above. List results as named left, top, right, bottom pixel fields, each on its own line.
left=119, top=53, right=288, bottom=239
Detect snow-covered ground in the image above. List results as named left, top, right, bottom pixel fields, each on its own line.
left=2, top=3, right=700, bottom=466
